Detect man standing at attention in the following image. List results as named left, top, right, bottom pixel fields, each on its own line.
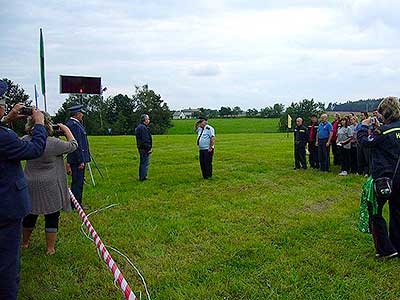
left=135, top=114, right=152, bottom=181
left=65, top=105, right=91, bottom=208
left=195, top=117, right=215, bottom=179
left=294, top=117, right=308, bottom=170
left=308, top=114, right=319, bottom=169
left=316, top=114, right=333, bottom=172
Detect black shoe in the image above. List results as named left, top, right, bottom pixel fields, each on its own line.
left=293, top=167, right=299, bottom=170
left=139, top=177, right=147, bottom=181
left=375, top=252, right=398, bottom=260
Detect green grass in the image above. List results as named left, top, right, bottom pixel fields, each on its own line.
left=168, top=118, right=280, bottom=135
left=19, top=133, right=400, bottom=300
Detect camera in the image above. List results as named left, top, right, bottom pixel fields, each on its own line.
left=52, top=125, right=65, bottom=137
left=18, top=107, right=34, bottom=116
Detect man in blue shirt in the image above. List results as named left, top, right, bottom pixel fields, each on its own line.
left=0, top=80, right=47, bottom=300
left=316, top=114, right=333, bottom=172
left=65, top=105, right=91, bottom=207
left=195, top=117, right=215, bottom=179
left=135, top=114, right=152, bottom=181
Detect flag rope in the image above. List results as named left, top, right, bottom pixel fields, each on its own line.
left=68, top=188, right=137, bottom=300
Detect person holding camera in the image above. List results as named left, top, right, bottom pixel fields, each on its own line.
left=65, top=105, right=91, bottom=207
left=135, top=114, right=152, bottom=181
left=0, top=80, right=47, bottom=300
left=21, top=113, right=78, bottom=256
left=336, top=118, right=353, bottom=176
left=195, top=117, right=215, bottom=179
left=358, top=97, right=400, bottom=259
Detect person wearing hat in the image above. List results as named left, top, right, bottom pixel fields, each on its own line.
left=195, top=117, right=215, bottom=179
left=0, top=80, right=47, bottom=299
left=65, top=105, right=91, bottom=207
left=135, top=114, right=152, bottom=181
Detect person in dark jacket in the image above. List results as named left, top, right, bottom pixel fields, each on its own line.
left=65, top=105, right=91, bottom=207
left=0, top=86, right=47, bottom=299
left=331, top=113, right=341, bottom=166
left=308, top=114, right=319, bottom=169
left=135, top=114, right=152, bottom=181
left=358, top=97, right=400, bottom=259
left=357, top=111, right=370, bottom=177
left=294, top=117, right=308, bottom=170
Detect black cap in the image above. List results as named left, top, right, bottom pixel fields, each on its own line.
left=198, top=115, right=208, bottom=121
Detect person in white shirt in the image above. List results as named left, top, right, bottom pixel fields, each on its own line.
left=195, top=117, right=215, bottom=179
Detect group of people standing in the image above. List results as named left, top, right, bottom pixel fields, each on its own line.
left=294, top=110, right=379, bottom=176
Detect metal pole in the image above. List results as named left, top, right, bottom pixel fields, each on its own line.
left=87, top=163, right=96, bottom=187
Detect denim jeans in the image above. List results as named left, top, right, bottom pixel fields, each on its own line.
left=138, top=149, right=150, bottom=180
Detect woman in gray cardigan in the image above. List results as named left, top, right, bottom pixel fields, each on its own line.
left=21, top=113, right=78, bottom=255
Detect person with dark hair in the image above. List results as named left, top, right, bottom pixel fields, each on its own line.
left=331, top=113, right=341, bottom=166
left=336, top=118, right=353, bottom=176
left=316, top=114, right=333, bottom=172
left=135, top=114, right=152, bottom=181
left=65, top=105, right=91, bottom=207
left=357, top=111, right=370, bottom=177
left=21, top=113, right=77, bottom=255
left=195, top=117, right=215, bottom=179
left=0, top=79, right=47, bottom=299
left=293, top=117, right=308, bottom=170
left=308, top=114, right=319, bottom=169
left=358, top=97, right=400, bottom=259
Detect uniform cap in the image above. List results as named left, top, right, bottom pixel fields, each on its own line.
left=68, top=104, right=86, bottom=114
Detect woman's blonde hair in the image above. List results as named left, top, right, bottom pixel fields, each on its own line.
left=378, top=97, right=400, bottom=124
left=25, top=111, right=54, bottom=135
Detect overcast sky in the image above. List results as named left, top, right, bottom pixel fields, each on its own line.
left=1, top=0, right=400, bottom=113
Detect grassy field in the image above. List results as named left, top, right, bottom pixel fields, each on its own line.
left=168, top=118, right=280, bottom=134
left=19, top=133, right=400, bottom=300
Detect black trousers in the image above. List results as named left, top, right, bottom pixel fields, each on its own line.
left=339, top=147, right=351, bottom=172
left=350, top=146, right=358, bottom=173
left=0, top=218, right=22, bottom=300
left=318, top=139, right=330, bottom=172
left=332, top=142, right=341, bottom=166
left=357, top=144, right=370, bottom=176
left=294, top=142, right=307, bottom=169
left=368, top=180, right=400, bottom=255
left=308, top=142, right=319, bottom=168
left=199, top=149, right=214, bottom=179
left=22, top=211, right=60, bottom=233
left=71, top=164, right=85, bottom=205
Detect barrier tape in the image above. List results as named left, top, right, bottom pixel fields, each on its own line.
left=69, top=188, right=137, bottom=300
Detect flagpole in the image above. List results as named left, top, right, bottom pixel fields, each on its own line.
left=40, top=28, right=47, bottom=112
left=34, top=84, right=39, bottom=109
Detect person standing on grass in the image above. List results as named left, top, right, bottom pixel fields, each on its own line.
left=356, top=111, right=371, bottom=177
left=195, top=116, right=215, bottom=179
left=349, top=116, right=359, bottom=174
left=336, top=118, right=353, bottom=176
left=65, top=105, right=91, bottom=208
left=135, top=114, right=152, bottom=181
left=308, top=114, right=319, bottom=169
left=316, top=114, right=333, bottom=172
left=358, top=97, right=400, bottom=259
left=293, top=117, right=308, bottom=170
left=21, top=114, right=78, bottom=256
left=0, top=83, right=47, bottom=299
left=331, top=113, right=341, bottom=166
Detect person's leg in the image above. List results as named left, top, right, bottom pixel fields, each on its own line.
left=308, top=143, right=314, bottom=168
left=199, top=150, right=207, bottom=178
left=294, top=144, right=300, bottom=169
left=389, top=181, right=400, bottom=252
left=350, top=147, right=358, bottom=173
left=332, top=142, right=340, bottom=165
left=371, top=197, right=397, bottom=256
left=363, top=146, right=371, bottom=176
left=314, top=144, right=320, bottom=169
left=344, top=149, right=351, bottom=173
left=21, top=214, right=39, bottom=249
left=318, top=142, right=324, bottom=171
left=44, top=211, right=60, bottom=256
left=0, top=219, right=22, bottom=300
left=205, top=149, right=214, bottom=178
left=299, top=143, right=307, bottom=169
left=325, top=143, right=331, bottom=171
left=71, top=164, right=84, bottom=204
left=138, top=150, right=149, bottom=180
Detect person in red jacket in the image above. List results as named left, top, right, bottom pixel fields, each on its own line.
left=331, top=113, right=341, bottom=166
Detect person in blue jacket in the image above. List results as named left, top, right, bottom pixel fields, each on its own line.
left=0, top=80, right=47, bottom=300
left=65, top=105, right=91, bottom=207
left=135, top=114, right=152, bottom=181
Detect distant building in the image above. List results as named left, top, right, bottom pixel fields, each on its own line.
left=173, top=108, right=201, bottom=119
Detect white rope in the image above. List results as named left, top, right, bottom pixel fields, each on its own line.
left=79, top=204, right=151, bottom=300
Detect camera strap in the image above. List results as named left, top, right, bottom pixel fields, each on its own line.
left=197, top=128, right=204, bottom=146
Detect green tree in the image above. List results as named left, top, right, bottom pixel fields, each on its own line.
left=279, top=99, right=325, bottom=131
left=1, top=78, right=31, bottom=135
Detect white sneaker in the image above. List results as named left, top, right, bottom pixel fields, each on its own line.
left=339, top=171, right=348, bottom=176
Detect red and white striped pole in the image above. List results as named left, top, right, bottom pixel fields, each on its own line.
left=69, top=188, right=137, bottom=300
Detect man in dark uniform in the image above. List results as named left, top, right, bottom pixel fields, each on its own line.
left=294, top=117, right=308, bottom=169
left=0, top=80, right=47, bottom=300
left=135, top=114, right=152, bottom=181
left=308, top=114, right=319, bottom=169
left=65, top=105, right=91, bottom=206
